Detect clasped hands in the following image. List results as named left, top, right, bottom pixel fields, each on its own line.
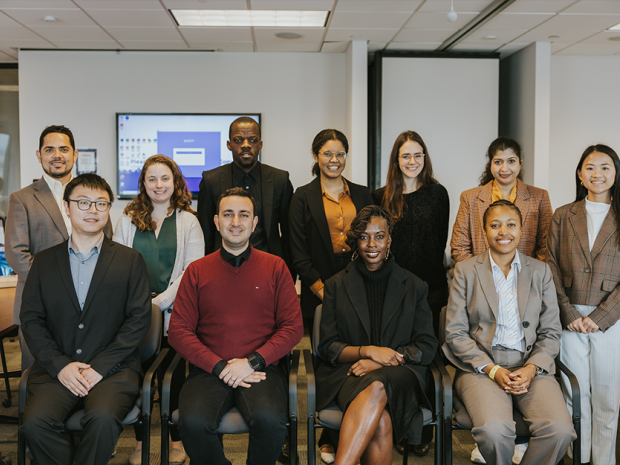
left=484, top=364, right=537, bottom=396
left=219, top=358, right=266, bottom=388
left=567, top=316, right=599, bottom=334
left=58, top=362, right=103, bottom=397
left=348, top=346, right=404, bottom=377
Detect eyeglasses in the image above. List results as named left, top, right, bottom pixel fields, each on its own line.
left=399, top=154, right=425, bottom=162
left=68, top=199, right=111, bottom=212
left=319, top=151, right=347, bottom=161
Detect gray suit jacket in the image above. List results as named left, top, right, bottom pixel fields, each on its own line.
left=5, top=177, right=112, bottom=325
left=442, top=250, right=562, bottom=374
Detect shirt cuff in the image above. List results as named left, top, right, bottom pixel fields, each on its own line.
left=477, top=363, right=493, bottom=374
left=310, top=279, right=324, bottom=296
left=212, top=359, right=227, bottom=377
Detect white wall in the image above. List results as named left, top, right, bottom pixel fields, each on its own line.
left=381, top=56, right=499, bottom=242
left=18, top=50, right=348, bottom=225
left=549, top=55, right=620, bottom=210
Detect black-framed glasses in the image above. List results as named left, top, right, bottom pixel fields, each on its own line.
left=68, top=199, right=111, bottom=212
left=319, top=151, right=347, bottom=161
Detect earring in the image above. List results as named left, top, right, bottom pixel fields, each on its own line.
left=385, top=246, right=391, bottom=261
left=351, top=251, right=359, bottom=261
left=581, top=181, right=584, bottom=186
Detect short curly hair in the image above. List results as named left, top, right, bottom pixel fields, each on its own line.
left=345, top=205, right=393, bottom=253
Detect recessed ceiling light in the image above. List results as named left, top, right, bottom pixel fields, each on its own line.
left=609, top=36, right=620, bottom=42
left=608, top=22, right=620, bottom=31
left=43, top=16, right=56, bottom=22
left=170, top=9, right=329, bottom=28
left=275, top=32, right=302, bottom=39
left=483, top=35, right=496, bottom=40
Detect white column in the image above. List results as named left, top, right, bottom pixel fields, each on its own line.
left=344, top=40, right=368, bottom=185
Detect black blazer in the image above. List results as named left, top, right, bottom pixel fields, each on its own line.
left=197, top=162, right=294, bottom=273
left=315, top=260, right=439, bottom=411
left=289, top=176, right=374, bottom=318
left=20, top=237, right=151, bottom=384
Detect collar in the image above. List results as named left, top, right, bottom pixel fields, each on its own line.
left=220, top=245, right=252, bottom=268
left=68, top=233, right=105, bottom=255
left=321, top=178, right=350, bottom=197
left=488, top=249, right=521, bottom=274
left=43, top=172, right=72, bottom=193
left=232, top=161, right=260, bottom=181
left=491, top=180, right=518, bottom=203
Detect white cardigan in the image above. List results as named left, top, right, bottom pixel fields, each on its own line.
left=113, top=209, right=205, bottom=334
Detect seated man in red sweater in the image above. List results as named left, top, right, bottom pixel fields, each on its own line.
left=168, top=187, right=303, bottom=465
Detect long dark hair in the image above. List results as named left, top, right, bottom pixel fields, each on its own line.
left=311, top=129, right=349, bottom=177
left=479, top=137, right=524, bottom=186
left=380, top=131, right=438, bottom=220
left=575, top=144, right=620, bottom=244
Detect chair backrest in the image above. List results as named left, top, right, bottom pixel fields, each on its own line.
left=312, top=304, right=322, bottom=355
left=139, top=304, right=162, bottom=362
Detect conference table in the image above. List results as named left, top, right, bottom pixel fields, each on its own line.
left=0, top=286, right=18, bottom=424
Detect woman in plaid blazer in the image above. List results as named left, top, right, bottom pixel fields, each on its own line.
left=546, top=144, right=620, bottom=465
left=450, top=137, right=553, bottom=265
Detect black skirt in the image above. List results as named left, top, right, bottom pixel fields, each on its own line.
left=335, top=365, right=426, bottom=445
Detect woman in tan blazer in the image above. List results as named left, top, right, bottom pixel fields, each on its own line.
left=451, top=137, right=553, bottom=264
left=444, top=200, right=575, bottom=465
left=546, top=144, right=620, bottom=465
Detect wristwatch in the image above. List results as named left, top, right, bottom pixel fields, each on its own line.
left=247, top=354, right=263, bottom=371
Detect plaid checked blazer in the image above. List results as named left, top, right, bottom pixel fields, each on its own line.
left=450, top=179, right=553, bottom=264
left=546, top=200, right=620, bottom=332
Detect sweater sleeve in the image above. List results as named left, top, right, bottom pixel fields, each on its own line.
left=254, top=259, right=304, bottom=366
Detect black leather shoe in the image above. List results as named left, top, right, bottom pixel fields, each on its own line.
left=395, top=443, right=430, bottom=457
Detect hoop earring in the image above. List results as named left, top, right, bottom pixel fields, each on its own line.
left=580, top=181, right=584, bottom=186
left=385, top=246, right=391, bottom=261
left=351, top=251, right=359, bottom=261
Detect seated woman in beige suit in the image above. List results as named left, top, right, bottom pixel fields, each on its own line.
left=443, top=200, right=576, bottom=465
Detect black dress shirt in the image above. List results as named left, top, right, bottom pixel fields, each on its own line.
left=232, top=162, right=268, bottom=252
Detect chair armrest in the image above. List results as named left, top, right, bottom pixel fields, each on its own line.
left=18, top=365, right=33, bottom=414
left=429, top=353, right=444, bottom=419
left=556, top=358, right=580, bottom=423
left=161, top=352, right=183, bottom=417
left=288, top=350, right=300, bottom=419
left=436, top=352, right=453, bottom=422
left=303, top=349, right=316, bottom=418
left=142, top=348, right=168, bottom=415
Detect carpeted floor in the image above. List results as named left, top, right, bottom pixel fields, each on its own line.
left=0, top=330, right=581, bottom=465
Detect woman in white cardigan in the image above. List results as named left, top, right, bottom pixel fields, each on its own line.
left=114, top=154, right=204, bottom=465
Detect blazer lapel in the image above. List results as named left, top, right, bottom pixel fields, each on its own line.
left=516, top=252, right=532, bottom=322
left=81, top=239, right=116, bottom=316
left=514, top=180, right=531, bottom=248
left=476, top=182, right=492, bottom=247
left=343, top=265, right=371, bottom=340
left=591, top=209, right=617, bottom=260
left=568, top=201, right=593, bottom=268
left=380, top=265, right=408, bottom=335
left=307, top=178, right=336, bottom=269
left=33, top=179, right=69, bottom=240
left=260, top=164, right=273, bottom=239
left=474, top=252, right=499, bottom=320
left=56, top=244, right=81, bottom=314
left=347, top=179, right=366, bottom=213
left=219, top=166, right=234, bottom=194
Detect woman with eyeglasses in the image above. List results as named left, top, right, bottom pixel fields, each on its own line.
left=113, top=154, right=204, bottom=465
left=289, top=129, right=373, bottom=463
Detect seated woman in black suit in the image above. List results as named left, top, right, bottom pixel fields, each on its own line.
left=316, top=205, right=438, bottom=464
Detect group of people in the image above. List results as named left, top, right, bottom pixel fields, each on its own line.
left=4, top=117, right=619, bottom=465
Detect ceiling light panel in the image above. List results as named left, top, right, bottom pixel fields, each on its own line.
left=609, top=22, right=620, bottom=31
left=171, top=10, right=329, bottom=27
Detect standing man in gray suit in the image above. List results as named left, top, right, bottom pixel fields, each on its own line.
left=5, top=125, right=111, bottom=370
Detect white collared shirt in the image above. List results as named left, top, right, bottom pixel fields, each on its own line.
left=489, top=250, right=525, bottom=352
left=43, top=172, right=72, bottom=235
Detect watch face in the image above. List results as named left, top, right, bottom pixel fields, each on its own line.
left=248, top=356, right=259, bottom=369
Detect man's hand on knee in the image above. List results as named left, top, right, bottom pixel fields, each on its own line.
left=58, top=362, right=91, bottom=397
left=80, top=367, right=103, bottom=389
left=239, top=371, right=267, bottom=388
left=220, top=358, right=255, bottom=388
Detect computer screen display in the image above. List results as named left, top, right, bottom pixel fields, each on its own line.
left=116, top=113, right=261, bottom=199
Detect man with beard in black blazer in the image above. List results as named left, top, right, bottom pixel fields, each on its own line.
left=19, top=174, right=151, bottom=465
left=197, top=117, right=294, bottom=275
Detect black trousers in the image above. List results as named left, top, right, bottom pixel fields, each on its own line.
left=20, top=365, right=139, bottom=465
left=178, top=364, right=288, bottom=465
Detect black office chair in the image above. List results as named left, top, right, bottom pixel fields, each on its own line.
left=160, top=350, right=300, bottom=465
left=17, top=303, right=167, bottom=465
left=438, top=305, right=581, bottom=465
left=304, top=304, right=449, bottom=465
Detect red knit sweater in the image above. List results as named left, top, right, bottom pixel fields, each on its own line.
left=168, top=248, right=303, bottom=373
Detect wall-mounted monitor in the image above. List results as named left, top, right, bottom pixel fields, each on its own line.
left=116, top=113, right=261, bottom=199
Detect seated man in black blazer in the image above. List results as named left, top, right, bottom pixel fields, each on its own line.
left=198, top=116, right=294, bottom=275
left=19, top=174, right=151, bottom=465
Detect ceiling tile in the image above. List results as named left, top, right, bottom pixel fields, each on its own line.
left=481, top=12, right=555, bottom=30
left=253, top=27, right=324, bottom=42
left=393, top=28, right=457, bottom=42
left=0, top=47, right=17, bottom=59
left=0, top=1, right=75, bottom=7
left=555, top=42, right=620, bottom=54
left=74, top=0, right=162, bottom=9
left=368, top=41, right=387, bottom=51
left=385, top=41, right=441, bottom=50
left=0, top=38, right=54, bottom=48
left=179, top=27, right=252, bottom=41
left=550, top=41, right=571, bottom=53
left=495, top=42, right=529, bottom=57
left=2, top=8, right=97, bottom=26
left=161, top=0, right=247, bottom=9
left=321, top=41, right=349, bottom=52
left=502, top=1, right=575, bottom=13
left=563, top=1, right=620, bottom=14
left=86, top=9, right=173, bottom=27
left=0, top=11, right=22, bottom=26
left=118, top=40, right=188, bottom=49
left=404, top=11, right=479, bottom=29
left=29, top=26, right=111, bottom=41
left=106, top=26, right=182, bottom=40
left=0, top=26, right=45, bottom=40
left=515, top=14, right=620, bottom=43
left=52, top=39, right=121, bottom=49
left=187, top=41, right=254, bottom=51
left=418, top=0, right=494, bottom=13
left=255, top=41, right=320, bottom=52
left=556, top=12, right=620, bottom=29
left=249, top=0, right=333, bottom=10
left=451, top=42, right=500, bottom=51
left=335, top=1, right=422, bottom=12
left=580, top=30, right=620, bottom=44
left=325, top=28, right=398, bottom=41
left=462, top=28, right=528, bottom=43
left=329, top=11, right=408, bottom=29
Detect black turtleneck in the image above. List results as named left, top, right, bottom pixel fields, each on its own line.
left=220, top=245, right=252, bottom=268
left=355, top=256, right=394, bottom=346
